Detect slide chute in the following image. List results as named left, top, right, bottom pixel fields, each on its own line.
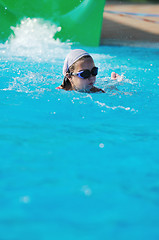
left=0, top=0, right=105, bottom=46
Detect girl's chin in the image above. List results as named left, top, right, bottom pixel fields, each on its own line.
left=77, top=87, right=93, bottom=93
left=81, top=85, right=93, bottom=91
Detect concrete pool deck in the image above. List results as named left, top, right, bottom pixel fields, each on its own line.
left=101, top=3, right=159, bottom=46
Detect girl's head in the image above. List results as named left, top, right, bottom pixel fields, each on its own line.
left=61, top=49, right=98, bottom=91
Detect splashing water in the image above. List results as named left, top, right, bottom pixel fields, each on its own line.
left=0, top=18, right=159, bottom=240
left=1, top=18, right=70, bottom=60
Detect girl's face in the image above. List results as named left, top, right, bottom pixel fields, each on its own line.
left=68, top=58, right=96, bottom=91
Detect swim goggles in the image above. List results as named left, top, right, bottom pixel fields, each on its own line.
left=71, top=67, right=98, bottom=79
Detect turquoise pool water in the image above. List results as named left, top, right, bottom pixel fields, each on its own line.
left=0, top=19, right=159, bottom=240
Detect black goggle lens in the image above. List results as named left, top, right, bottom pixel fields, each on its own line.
left=80, top=67, right=98, bottom=79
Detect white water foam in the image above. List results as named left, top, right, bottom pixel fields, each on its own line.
left=1, top=18, right=71, bottom=62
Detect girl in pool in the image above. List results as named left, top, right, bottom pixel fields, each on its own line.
left=56, top=49, right=121, bottom=93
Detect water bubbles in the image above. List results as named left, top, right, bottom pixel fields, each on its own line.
left=99, top=143, right=104, bottom=148
left=20, top=195, right=31, bottom=204
left=57, top=27, right=61, bottom=32
left=81, top=185, right=92, bottom=196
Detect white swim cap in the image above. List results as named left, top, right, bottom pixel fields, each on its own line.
left=63, top=49, right=90, bottom=76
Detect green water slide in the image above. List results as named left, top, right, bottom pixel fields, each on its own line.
left=0, top=0, right=105, bottom=46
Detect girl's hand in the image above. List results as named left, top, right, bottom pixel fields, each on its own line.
left=111, top=72, right=120, bottom=80
left=111, top=72, right=123, bottom=82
